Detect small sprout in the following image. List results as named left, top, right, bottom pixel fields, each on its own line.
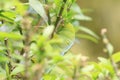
left=103, top=38, right=109, bottom=44
left=101, top=28, right=107, bottom=35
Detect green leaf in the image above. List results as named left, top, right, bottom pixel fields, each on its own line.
left=37, top=35, right=46, bottom=47
left=98, top=57, right=109, bottom=64
left=11, top=64, right=24, bottom=76
left=12, top=53, right=24, bottom=62
left=29, top=0, right=48, bottom=23
left=79, top=26, right=99, bottom=39
left=0, top=55, right=9, bottom=62
left=0, top=67, right=6, bottom=80
left=54, top=0, right=62, bottom=7
left=0, top=11, right=16, bottom=19
left=0, top=32, right=23, bottom=40
left=0, top=10, right=16, bottom=21
left=43, top=25, right=54, bottom=38
left=76, top=34, right=98, bottom=43
left=13, top=0, right=28, bottom=15
left=74, top=14, right=92, bottom=21
left=51, top=23, right=75, bottom=55
left=43, top=74, right=56, bottom=80
left=112, top=52, right=120, bottom=63
left=0, top=46, right=6, bottom=52
left=53, top=55, right=64, bottom=63
left=106, top=43, right=114, bottom=55
left=5, top=63, right=11, bottom=80
left=71, top=3, right=92, bottom=21
left=82, top=65, right=94, bottom=72
left=71, top=3, right=83, bottom=14
left=98, top=57, right=114, bottom=75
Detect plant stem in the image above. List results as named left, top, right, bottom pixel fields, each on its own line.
left=4, top=38, right=12, bottom=75
left=51, top=0, right=67, bottom=38
left=4, top=38, right=10, bottom=58
left=17, top=25, right=25, bottom=55
left=23, top=31, right=30, bottom=80
left=72, top=65, right=77, bottom=80
left=45, top=0, right=51, bottom=25
left=109, top=55, right=120, bottom=80
left=19, top=16, right=31, bottom=79
left=101, top=29, right=120, bottom=80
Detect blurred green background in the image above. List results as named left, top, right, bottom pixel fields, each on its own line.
left=1, top=0, right=120, bottom=61
left=72, top=0, right=120, bottom=61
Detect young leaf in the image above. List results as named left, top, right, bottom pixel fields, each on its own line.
left=76, top=33, right=98, bottom=43
left=51, top=23, right=75, bottom=55
left=11, top=64, right=24, bottom=76
left=5, top=63, right=11, bottom=80
left=0, top=11, right=16, bottom=21
left=43, top=25, right=54, bottom=38
left=106, top=43, right=114, bottom=55
left=0, top=55, right=8, bottom=62
left=53, top=55, right=64, bottom=63
left=0, top=32, right=23, bottom=40
left=112, top=52, right=120, bottom=63
left=0, top=67, right=6, bottom=80
left=71, top=3, right=92, bottom=21
left=29, top=0, right=48, bottom=23
left=79, top=26, right=99, bottom=39
left=43, top=74, right=56, bottom=80
left=74, top=14, right=92, bottom=21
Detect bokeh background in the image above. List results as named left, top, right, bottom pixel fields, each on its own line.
left=72, top=0, right=120, bottom=61
left=1, top=0, right=120, bottom=61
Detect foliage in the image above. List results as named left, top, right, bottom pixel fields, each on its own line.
left=0, top=0, right=120, bottom=80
